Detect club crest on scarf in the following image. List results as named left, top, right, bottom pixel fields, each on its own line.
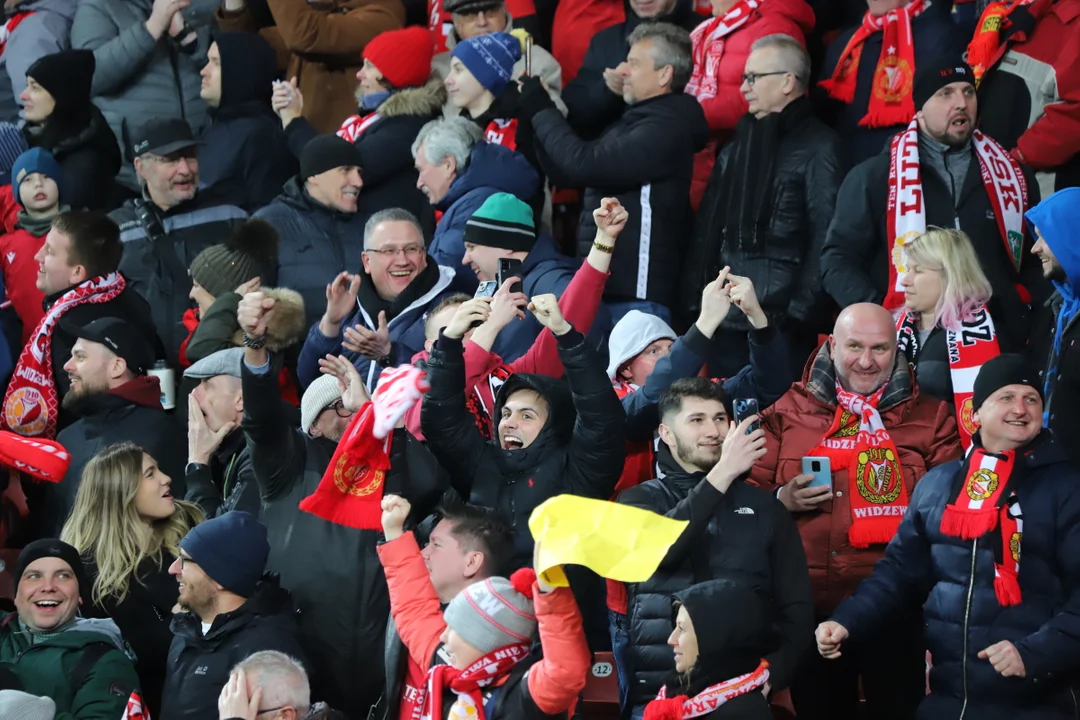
left=966, top=467, right=999, bottom=501
left=874, top=55, right=913, bottom=105
left=856, top=448, right=902, bottom=504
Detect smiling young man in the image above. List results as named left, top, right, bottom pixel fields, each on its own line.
left=749, top=302, right=963, bottom=720
left=822, top=57, right=1047, bottom=350
left=0, top=539, right=141, bottom=720
left=819, top=354, right=1080, bottom=720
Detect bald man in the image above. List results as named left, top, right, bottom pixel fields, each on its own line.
left=749, top=303, right=962, bottom=720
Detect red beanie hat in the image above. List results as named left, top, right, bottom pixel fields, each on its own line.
left=362, top=26, right=436, bottom=90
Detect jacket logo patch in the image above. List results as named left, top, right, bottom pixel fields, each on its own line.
left=5, top=252, right=13, bottom=264
left=194, top=666, right=208, bottom=676
left=734, top=507, right=754, bottom=515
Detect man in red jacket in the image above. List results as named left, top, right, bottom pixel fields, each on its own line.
left=750, top=302, right=962, bottom=720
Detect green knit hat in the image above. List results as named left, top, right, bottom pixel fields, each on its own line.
left=189, top=219, right=280, bottom=298
left=463, top=193, right=536, bottom=252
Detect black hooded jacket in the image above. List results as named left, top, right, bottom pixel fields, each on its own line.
left=617, top=445, right=813, bottom=707
left=420, top=327, right=626, bottom=569
left=198, top=32, right=298, bottom=212
left=161, top=575, right=309, bottom=720
left=25, top=104, right=122, bottom=211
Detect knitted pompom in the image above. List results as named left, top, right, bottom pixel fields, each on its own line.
left=510, top=568, right=537, bottom=599
left=642, top=696, right=686, bottom=720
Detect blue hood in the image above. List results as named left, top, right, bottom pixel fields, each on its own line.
left=438, top=142, right=539, bottom=212
left=1026, top=187, right=1080, bottom=290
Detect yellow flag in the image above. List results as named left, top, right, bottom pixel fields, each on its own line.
left=528, top=495, right=689, bottom=587
left=509, top=28, right=532, bottom=54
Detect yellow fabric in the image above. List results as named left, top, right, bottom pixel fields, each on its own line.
left=528, top=494, right=689, bottom=587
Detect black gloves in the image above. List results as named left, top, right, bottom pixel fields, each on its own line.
left=517, top=75, right=557, bottom=121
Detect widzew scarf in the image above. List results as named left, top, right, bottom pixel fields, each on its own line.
left=1, top=273, right=126, bottom=439
left=415, top=643, right=530, bottom=720
left=811, top=382, right=909, bottom=548
left=966, top=0, right=1037, bottom=84
left=885, top=118, right=1028, bottom=309
left=484, top=118, right=519, bottom=151
left=299, top=365, right=428, bottom=530
left=820, top=0, right=926, bottom=127
left=642, top=661, right=770, bottom=720
left=896, top=306, right=1000, bottom=448
left=940, top=443, right=1023, bottom=606
left=685, top=0, right=762, bottom=102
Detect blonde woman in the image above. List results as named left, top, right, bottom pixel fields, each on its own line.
left=896, top=228, right=1006, bottom=447
left=61, top=442, right=203, bottom=718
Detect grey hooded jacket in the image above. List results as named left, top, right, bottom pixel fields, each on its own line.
left=0, top=0, right=77, bottom=123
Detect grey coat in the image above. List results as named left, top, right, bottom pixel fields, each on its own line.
left=71, top=0, right=215, bottom=189
left=0, top=0, right=77, bottom=123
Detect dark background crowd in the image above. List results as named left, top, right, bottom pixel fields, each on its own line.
left=0, top=0, right=1075, bottom=718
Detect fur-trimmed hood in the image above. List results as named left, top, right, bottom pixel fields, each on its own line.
left=229, top=287, right=306, bottom=352
left=365, top=77, right=446, bottom=119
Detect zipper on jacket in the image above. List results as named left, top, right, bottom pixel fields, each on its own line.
left=1071, top=687, right=1078, bottom=719
left=959, top=538, right=978, bottom=720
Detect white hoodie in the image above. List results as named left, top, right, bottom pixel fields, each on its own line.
left=606, top=310, right=678, bottom=381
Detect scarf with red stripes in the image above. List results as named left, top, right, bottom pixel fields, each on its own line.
left=685, top=0, right=762, bottom=101
left=643, top=661, right=770, bottom=719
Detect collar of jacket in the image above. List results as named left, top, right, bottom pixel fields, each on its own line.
left=804, top=342, right=914, bottom=412
left=376, top=78, right=446, bottom=119
left=169, top=574, right=294, bottom=642
left=655, top=442, right=708, bottom=492
left=277, top=176, right=360, bottom=219
left=68, top=376, right=164, bottom=416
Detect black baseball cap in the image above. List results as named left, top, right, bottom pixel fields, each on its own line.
left=131, top=117, right=202, bottom=158
left=67, top=317, right=154, bottom=375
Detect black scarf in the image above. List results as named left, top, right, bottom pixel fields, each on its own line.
left=717, top=96, right=813, bottom=255
left=356, top=261, right=440, bottom=323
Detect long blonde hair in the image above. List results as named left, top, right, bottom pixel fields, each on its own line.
left=61, top=442, right=204, bottom=605
left=904, top=228, right=992, bottom=331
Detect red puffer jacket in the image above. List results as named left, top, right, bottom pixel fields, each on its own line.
left=749, top=344, right=962, bottom=616
left=687, top=0, right=815, bottom=208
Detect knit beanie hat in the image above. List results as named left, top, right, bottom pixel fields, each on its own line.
left=0, top=691, right=56, bottom=720
left=0, top=123, right=28, bottom=186
left=443, top=569, right=537, bottom=654
left=301, top=373, right=344, bottom=435
left=189, top=219, right=280, bottom=298
left=15, top=539, right=88, bottom=600
left=11, top=148, right=63, bottom=208
left=300, top=134, right=364, bottom=180
left=25, top=50, right=95, bottom=114
left=913, top=57, right=974, bottom=111
left=451, top=32, right=522, bottom=96
left=179, top=511, right=269, bottom=597
left=463, top=192, right=536, bottom=252
left=972, top=354, right=1042, bottom=411
left=362, top=26, right=435, bottom=90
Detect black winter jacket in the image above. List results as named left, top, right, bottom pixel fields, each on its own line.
left=563, top=0, right=703, bottom=139
left=617, top=447, right=813, bottom=706
left=832, top=432, right=1080, bottom=719
left=530, top=94, right=709, bottom=308
left=421, top=328, right=626, bottom=568
left=255, top=177, right=368, bottom=329
left=184, top=429, right=261, bottom=518
left=161, top=576, right=308, bottom=720
left=683, top=106, right=847, bottom=332
left=112, top=191, right=248, bottom=363
left=820, top=138, right=1046, bottom=347
left=284, top=79, right=444, bottom=240
left=240, top=358, right=446, bottom=717
left=25, top=105, right=123, bottom=211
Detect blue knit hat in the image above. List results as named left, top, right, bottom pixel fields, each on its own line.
left=451, top=32, right=522, bottom=96
left=11, top=148, right=63, bottom=208
left=179, top=511, right=269, bottom=597
left=0, top=123, right=28, bottom=186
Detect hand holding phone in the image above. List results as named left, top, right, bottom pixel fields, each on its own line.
left=497, top=258, right=524, bottom=294
left=801, top=456, right=832, bottom=490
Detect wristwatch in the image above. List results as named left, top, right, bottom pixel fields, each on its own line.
left=186, top=462, right=208, bottom=475
left=376, top=344, right=395, bottom=368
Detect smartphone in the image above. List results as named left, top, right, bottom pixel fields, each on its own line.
left=470, top=281, right=498, bottom=327
left=801, top=456, right=833, bottom=490
left=733, top=398, right=760, bottom=435
left=525, top=35, right=533, bottom=77
left=497, top=258, right=524, bottom=294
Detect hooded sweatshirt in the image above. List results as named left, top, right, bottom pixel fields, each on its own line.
left=1025, top=187, right=1080, bottom=424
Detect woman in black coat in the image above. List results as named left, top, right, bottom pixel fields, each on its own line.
left=20, top=49, right=122, bottom=210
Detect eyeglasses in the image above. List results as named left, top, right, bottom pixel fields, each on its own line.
left=323, top=399, right=353, bottom=418
left=144, top=148, right=198, bottom=165
left=255, top=707, right=286, bottom=716
left=364, top=245, right=424, bottom=259
left=741, top=71, right=791, bottom=87
left=179, top=556, right=197, bottom=569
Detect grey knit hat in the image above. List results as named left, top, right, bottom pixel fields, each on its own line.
left=443, top=575, right=536, bottom=654
left=301, top=374, right=343, bottom=435
left=0, top=691, right=56, bottom=720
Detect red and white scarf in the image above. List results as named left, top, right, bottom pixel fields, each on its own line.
left=966, top=0, right=1037, bottom=84
left=896, top=306, right=1000, bottom=449
left=819, top=0, right=926, bottom=127
left=685, top=0, right=762, bottom=101
left=885, top=118, right=1027, bottom=309
left=940, top=445, right=1023, bottom=606
left=811, top=382, right=909, bottom=548
left=642, top=661, right=770, bottom=720
left=337, top=112, right=382, bottom=144
left=484, top=119, right=519, bottom=151
left=415, top=643, right=530, bottom=720
left=1, top=273, right=126, bottom=439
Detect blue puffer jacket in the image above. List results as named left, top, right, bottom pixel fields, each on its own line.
left=257, top=177, right=368, bottom=329
left=431, top=142, right=539, bottom=295
left=832, top=432, right=1080, bottom=720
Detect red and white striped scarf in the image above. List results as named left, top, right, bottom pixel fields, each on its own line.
left=643, top=661, right=770, bottom=719
left=337, top=112, right=382, bottom=144
left=885, top=118, right=1027, bottom=309
left=416, top=643, right=531, bottom=720
left=685, top=0, right=762, bottom=101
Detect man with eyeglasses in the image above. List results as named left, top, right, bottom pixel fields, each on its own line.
left=683, top=34, right=847, bottom=378
left=111, top=118, right=248, bottom=365
left=256, top=135, right=369, bottom=330
left=296, top=207, right=457, bottom=391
